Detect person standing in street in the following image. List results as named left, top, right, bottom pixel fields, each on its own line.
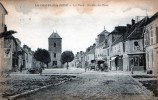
left=39, top=66, right=42, bottom=75
left=20, top=65, right=23, bottom=72
left=131, top=65, right=134, bottom=74
left=85, top=61, right=88, bottom=72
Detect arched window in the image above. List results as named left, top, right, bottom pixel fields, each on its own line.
left=54, top=43, right=56, bottom=47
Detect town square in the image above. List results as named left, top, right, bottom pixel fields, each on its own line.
left=0, top=0, right=158, bottom=100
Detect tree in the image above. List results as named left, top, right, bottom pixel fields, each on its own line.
left=34, top=48, right=51, bottom=68
left=61, top=50, right=74, bottom=70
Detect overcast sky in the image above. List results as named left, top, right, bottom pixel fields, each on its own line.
left=1, top=0, right=158, bottom=54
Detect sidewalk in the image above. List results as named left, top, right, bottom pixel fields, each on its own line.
left=10, top=67, right=86, bottom=75
left=10, top=68, right=154, bottom=76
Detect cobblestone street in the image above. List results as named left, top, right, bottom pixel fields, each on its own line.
left=15, top=69, right=155, bottom=100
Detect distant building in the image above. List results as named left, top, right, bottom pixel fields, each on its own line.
left=75, top=51, right=85, bottom=68
left=48, top=32, right=62, bottom=68
left=84, top=44, right=95, bottom=68
left=95, top=27, right=109, bottom=61
left=110, top=26, right=126, bottom=70
left=144, top=12, right=158, bottom=74
left=23, top=45, right=33, bottom=69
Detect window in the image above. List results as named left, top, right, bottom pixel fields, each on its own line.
left=134, top=41, right=139, bottom=46
left=130, top=58, right=134, bottom=65
left=107, top=49, right=109, bottom=56
left=150, top=29, right=154, bottom=45
left=146, top=52, right=150, bottom=68
left=53, top=61, right=57, bottom=66
left=151, top=51, right=154, bottom=67
left=134, top=41, right=140, bottom=50
left=145, top=29, right=150, bottom=46
left=54, top=53, right=56, bottom=58
left=139, top=56, right=143, bottom=66
left=134, top=57, right=139, bottom=66
left=54, top=43, right=56, bottom=47
left=123, top=42, right=125, bottom=52
left=156, top=27, right=158, bottom=43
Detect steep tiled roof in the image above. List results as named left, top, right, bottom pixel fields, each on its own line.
left=49, top=32, right=61, bottom=39
left=96, top=40, right=105, bottom=48
left=108, top=26, right=126, bottom=36
left=0, top=2, right=8, bottom=14
left=145, top=12, right=158, bottom=25
left=112, top=35, right=123, bottom=46
left=125, top=17, right=149, bottom=40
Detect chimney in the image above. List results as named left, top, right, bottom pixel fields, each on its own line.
left=126, top=24, right=131, bottom=31
left=132, top=19, right=135, bottom=25
left=115, top=27, right=118, bottom=32
left=77, top=52, right=79, bottom=55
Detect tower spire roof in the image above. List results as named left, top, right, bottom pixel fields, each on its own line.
left=49, top=31, right=61, bottom=39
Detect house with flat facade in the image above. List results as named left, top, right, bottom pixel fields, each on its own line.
left=2, top=30, right=19, bottom=72
left=23, top=45, right=33, bottom=70
left=123, top=18, right=148, bottom=71
left=111, top=36, right=124, bottom=70
left=0, top=2, right=7, bottom=73
left=144, top=12, right=158, bottom=75
left=106, top=26, right=126, bottom=70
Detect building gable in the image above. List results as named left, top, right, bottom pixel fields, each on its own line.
left=0, top=3, right=8, bottom=15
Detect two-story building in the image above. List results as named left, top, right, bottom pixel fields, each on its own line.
left=106, top=26, right=126, bottom=70
left=3, top=30, right=19, bottom=72
left=123, top=18, right=148, bottom=71
left=144, top=12, right=158, bottom=75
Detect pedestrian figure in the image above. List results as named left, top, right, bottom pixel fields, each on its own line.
left=131, top=65, right=134, bottom=74
left=103, top=62, right=108, bottom=71
left=85, top=61, right=88, bottom=72
left=39, top=67, right=42, bottom=75
left=20, top=65, right=23, bottom=72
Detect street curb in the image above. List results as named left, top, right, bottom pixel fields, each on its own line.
left=5, top=78, right=73, bottom=100
left=129, top=75, right=156, bottom=100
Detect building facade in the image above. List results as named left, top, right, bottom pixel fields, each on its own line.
left=123, top=18, right=147, bottom=71
left=0, top=2, right=7, bottom=73
left=106, top=26, right=126, bottom=70
left=48, top=32, right=62, bottom=68
left=144, top=12, right=158, bottom=75
left=23, top=45, right=33, bottom=70
left=95, top=28, right=109, bottom=61
left=85, top=44, right=95, bottom=68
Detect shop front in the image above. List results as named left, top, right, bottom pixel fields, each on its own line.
left=128, top=54, right=146, bottom=71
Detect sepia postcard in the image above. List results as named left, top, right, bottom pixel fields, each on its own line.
left=0, top=0, right=158, bottom=100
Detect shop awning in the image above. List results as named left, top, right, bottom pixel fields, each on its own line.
left=110, top=56, right=117, bottom=61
